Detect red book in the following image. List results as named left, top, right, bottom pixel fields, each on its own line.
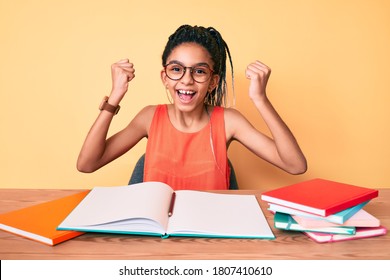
left=261, top=178, right=378, bottom=217
left=0, top=191, right=89, bottom=246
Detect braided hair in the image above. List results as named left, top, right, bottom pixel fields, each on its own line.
left=162, top=25, right=234, bottom=107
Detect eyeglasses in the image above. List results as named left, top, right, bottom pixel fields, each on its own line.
left=164, top=62, right=214, bottom=83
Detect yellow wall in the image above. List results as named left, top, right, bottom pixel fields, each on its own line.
left=1, top=0, right=389, bottom=189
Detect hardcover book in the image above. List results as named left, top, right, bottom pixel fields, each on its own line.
left=292, top=209, right=380, bottom=228
left=0, top=191, right=89, bottom=246
left=268, top=201, right=368, bottom=224
left=261, top=178, right=378, bottom=216
left=274, top=212, right=356, bottom=235
left=304, top=226, right=387, bottom=243
left=58, top=182, right=275, bottom=239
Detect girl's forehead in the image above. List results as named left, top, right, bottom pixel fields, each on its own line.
left=167, top=43, right=213, bottom=65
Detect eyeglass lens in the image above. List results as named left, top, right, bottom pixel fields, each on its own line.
left=165, top=63, right=212, bottom=83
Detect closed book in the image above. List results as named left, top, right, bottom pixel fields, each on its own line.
left=293, top=209, right=380, bottom=228
left=268, top=201, right=368, bottom=224
left=274, top=212, right=356, bottom=235
left=261, top=178, right=378, bottom=216
left=0, top=191, right=88, bottom=246
left=304, top=226, right=387, bottom=243
left=58, top=182, right=275, bottom=239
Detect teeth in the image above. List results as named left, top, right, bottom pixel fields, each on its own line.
left=178, top=90, right=195, bottom=95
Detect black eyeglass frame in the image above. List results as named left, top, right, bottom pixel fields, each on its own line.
left=164, top=62, right=215, bottom=83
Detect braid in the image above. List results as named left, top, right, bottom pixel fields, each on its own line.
left=162, top=25, right=234, bottom=107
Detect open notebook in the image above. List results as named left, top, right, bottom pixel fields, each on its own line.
left=58, top=182, right=275, bottom=239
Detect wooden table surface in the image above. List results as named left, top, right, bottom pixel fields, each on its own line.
left=0, top=188, right=389, bottom=260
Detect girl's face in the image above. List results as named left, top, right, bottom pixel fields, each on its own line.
left=161, top=42, right=219, bottom=112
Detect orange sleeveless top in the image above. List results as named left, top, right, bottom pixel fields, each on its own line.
left=144, top=104, right=230, bottom=190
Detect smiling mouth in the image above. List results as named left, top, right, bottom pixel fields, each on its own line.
left=177, top=90, right=196, bottom=102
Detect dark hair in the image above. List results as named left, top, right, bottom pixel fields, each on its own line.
left=162, top=25, right=234, bottom=107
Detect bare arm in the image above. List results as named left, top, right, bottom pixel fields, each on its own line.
left=226, top=60, right=307, bottom=174
left=76, top=106, right=153, bottom=173
left=76, top=59, right=152, bottom=173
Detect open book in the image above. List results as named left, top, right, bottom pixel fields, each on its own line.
left=58, top=182, right=275, bottom=239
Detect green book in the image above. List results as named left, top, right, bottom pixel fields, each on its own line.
left=274, top=212, right=356, bottom=235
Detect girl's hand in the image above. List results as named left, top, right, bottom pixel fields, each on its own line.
left=245, top=60, right=271, bottom=103
left=110, top=59, right=135, bottom=103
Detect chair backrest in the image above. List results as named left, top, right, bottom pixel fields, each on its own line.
left=129, top=154, right=239, bottom=189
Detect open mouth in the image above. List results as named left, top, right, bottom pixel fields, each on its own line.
left=177, top=89, right=196, bottom=102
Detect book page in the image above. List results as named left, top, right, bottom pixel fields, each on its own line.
left=58, top=182, right=173, bottom=234
left=167, top=191, right=274, bottom=238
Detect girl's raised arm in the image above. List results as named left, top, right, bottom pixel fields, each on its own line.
left=76, top=60, right=152, bottom=173
left=226, top=60, right=307, bottom=174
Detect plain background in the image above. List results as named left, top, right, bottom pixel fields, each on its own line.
left=1, top=0, right=389, bottom=189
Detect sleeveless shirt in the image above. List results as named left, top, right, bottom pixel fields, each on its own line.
left=144, top=104, right=230, bottom=190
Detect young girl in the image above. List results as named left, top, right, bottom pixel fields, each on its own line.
left=77, top=25, right=307, bottom=190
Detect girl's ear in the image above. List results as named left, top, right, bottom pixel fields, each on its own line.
left=208, top=74, right=220, bottom=92
left=161, top=69, right=168, bottom=85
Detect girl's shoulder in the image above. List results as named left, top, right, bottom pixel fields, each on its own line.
left=133, top=104, right=170, bottom=126
left=130, top=105, right=159, bottom=128
left=210, top=106, right=241, bottom=117
left=223, top=106, right=246, bottom=121
left=136, top=104, right=161, bottom=118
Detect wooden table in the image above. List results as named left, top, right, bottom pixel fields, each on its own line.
left=0, top=188, right=389, bottom=260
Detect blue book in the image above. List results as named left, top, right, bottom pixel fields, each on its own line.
left=268, top=201, right=369, bottom=224
left=274, top=212, right=356, bottom=235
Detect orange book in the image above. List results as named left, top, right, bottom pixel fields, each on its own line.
left=0, top=191, right=89, bottom=246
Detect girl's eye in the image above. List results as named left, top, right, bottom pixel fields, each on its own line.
left=170, top=65, right=183, bottom=72
left=194, top=68, right=207, bottom=75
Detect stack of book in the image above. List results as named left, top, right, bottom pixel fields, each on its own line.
left=261, top=178, right=387, bottom=243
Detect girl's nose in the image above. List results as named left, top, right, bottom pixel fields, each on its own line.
left=180, top=69, right=195, bottom=84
